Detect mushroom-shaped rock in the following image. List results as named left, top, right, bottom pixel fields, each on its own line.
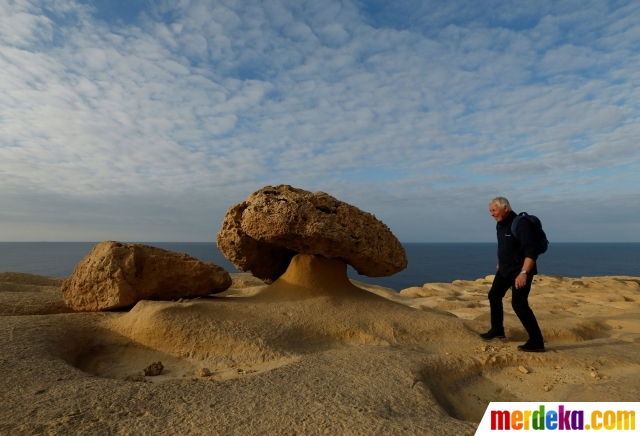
left=217, top=185, right=407, bottom=283
left=62, top=241, right=232, bottom=311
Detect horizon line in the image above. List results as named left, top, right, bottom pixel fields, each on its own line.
left=1, top=241, right=640, bottom=244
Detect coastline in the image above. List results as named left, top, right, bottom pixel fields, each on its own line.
left=2, top=242, right=640, bottom=289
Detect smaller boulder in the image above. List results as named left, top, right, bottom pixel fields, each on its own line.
left=126, top=372, right=145, bottom=382
left=144, top=362, right=164, bottom=376
left=62, top=241, right=232, bottom=311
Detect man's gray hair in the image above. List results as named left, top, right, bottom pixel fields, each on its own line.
left=489, top=197, right=511, bottom=211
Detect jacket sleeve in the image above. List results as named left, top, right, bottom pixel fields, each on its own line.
left=516, top=218, right=540, bottom=261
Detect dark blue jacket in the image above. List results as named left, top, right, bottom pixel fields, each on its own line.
left=497, top=211, right=539, bottom=278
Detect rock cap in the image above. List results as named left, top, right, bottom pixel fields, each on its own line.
left=217, top=185, right=407, bottom=283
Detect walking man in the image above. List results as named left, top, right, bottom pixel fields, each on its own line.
left=480, top=197, right=545, bottom=352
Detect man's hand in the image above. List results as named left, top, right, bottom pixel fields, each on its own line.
left=496, top=263, right=499, bottom=270
left=515, top=257, right=535, bottom=289
left=515, top=272, right=527, bottom=289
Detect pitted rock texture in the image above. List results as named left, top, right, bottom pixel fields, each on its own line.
left=217, top=185, right=407, bottom=283
left=144, top=361, right=164, bottom=376
left=62, top=241, right=232, bottom=311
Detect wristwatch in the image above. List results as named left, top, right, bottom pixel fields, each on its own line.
left=520, top=270, right=527, bottom=275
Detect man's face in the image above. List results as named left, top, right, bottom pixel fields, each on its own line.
left=489, top=203, right=510, bottom=222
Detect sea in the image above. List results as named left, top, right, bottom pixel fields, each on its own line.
left=1, top=242, right=639, bottom=291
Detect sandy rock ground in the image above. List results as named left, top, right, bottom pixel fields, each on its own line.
left=0, top=272, right=71, bottom=316
left=1, top=269, right=639, bottom=435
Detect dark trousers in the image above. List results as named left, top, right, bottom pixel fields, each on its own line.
left=489, top=272, right=544, bottom=345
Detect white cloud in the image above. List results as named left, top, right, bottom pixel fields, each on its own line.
left=0, top=0, right=54, bottom=48
left=0, top=0, right=639, bottom=241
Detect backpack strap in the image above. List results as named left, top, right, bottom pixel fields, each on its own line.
left=510, top=213, right=525, bottom=241
left=511, top=212, right=535, bottom=240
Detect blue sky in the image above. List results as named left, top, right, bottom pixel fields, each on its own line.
left=1, top=0, right=639, bottom=242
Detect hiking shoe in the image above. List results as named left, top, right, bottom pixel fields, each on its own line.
left=480, top=330, right=506, bottom=340
left=517, top=341, right=545, bottom=352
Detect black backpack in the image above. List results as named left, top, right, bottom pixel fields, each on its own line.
left=511, top=212, right=549, bottom=254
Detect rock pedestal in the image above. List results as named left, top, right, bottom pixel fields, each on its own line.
left=257, top=254, right=375, bottom=300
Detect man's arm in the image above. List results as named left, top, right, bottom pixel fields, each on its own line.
left=514, top=217, right=540, bottom=290
left=515, top=257, right=535, bottom=289
left=517, top=218, right=540, bottom=263
left=522, top=257, right=535, bottom=272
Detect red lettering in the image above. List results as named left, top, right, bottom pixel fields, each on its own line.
left=491, top=410, right=511, bottom=430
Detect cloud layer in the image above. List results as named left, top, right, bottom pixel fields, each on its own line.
left=1, top=0, right=639, bottom=241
